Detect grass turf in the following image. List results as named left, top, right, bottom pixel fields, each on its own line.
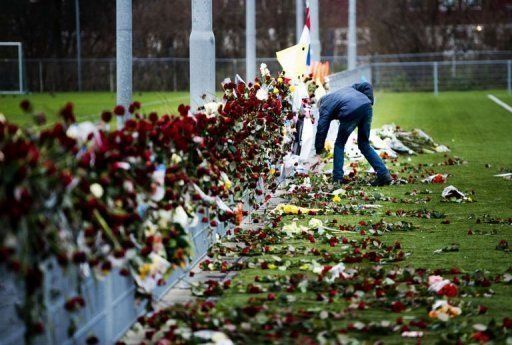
left=212, top=90, right=512, bottom=343
left=2, top=89, right=511, bottom=342
left=0, top=91, right=190, bottom=126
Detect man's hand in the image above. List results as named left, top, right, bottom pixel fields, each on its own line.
left=306, top=155, right=322, bottom=173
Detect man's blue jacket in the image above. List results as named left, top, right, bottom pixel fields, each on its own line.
left=315, top=82, right=374, bottom=154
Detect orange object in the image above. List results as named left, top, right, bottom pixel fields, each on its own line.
left=310, top=61, right=330, bottom=84
left=235, top=203, right=244, bottom=225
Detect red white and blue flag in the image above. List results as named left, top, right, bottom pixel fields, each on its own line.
left=299, top=1, right=311, bottom=67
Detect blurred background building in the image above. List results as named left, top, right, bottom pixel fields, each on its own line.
left=1, top=0, right=511, bottom=91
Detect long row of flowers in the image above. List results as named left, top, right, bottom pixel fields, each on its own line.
left=0, top=69, right=298, bottom=339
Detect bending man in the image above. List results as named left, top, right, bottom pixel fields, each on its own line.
left=314, top=82, right=392, bottom=186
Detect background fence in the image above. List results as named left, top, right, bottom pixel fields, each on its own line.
left=2, top=50, right=512, bottom=93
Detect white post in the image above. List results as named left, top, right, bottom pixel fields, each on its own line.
left=75, top=0, right=82, bottom=91
left=433, top=62, right=439, bottom=96
left=39, top=60, right=43, bottom=92
left=190, top=0, right=215, bottom=108
left=508, top=60, right=511, bottom=95
left=246, top=0, right=256, bottom=83
left=347, top=0, right=357, bottom=70
left=109, top=60, right=114, bottom=92
left=296, top=0, right=304, bottom=43
left=309, top=0, right=321, bottom=62
left=18, top=43, right=23, bottom=93
left=116, top=0, right=132, bottom=126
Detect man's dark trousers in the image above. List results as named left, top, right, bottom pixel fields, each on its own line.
left=332, top=103, right=389, bottom=182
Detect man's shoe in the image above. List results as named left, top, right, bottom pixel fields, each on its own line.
left=370, top=175, right=392, bottom=187
left=332, top=177, right=350, bottom=187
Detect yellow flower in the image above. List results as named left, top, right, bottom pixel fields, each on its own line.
left=139, top=263, right=153, bottom=280
left=273, top=204, right=320, bottom=215
left=277, top=77, right=283, bottom=83
left=268, top=264, right=277, bottom=270
left=290, top=85, right=296, bottom=93
left=332, top=195, right=342, bottom=203
left=273, top=87, right=279, bottom=94
left=269, top=168, right=276, bottom=176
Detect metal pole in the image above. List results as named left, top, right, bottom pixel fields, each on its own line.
left=451, top=54, right=456, bottom=77
left=347, top=0, right=357, bottom=70
left=433, top=62, right=439, bottom=96
left=109, top=60, right=114, bottom=92
left=508, top=60, right=511, bottom=94
left=116, top=0, right=132, bottom=126
left=75, top=0, right=82, bottom=91
left=18, top=43, right=23, bottom=93
left=190, top=0, right=215, bottom=108
left=309, top=0, right=321, bottom=62
left=296, top=0, right=304, bottom=43
left=173, top=59, right=178, bottom=91
left=246, top=0, right=256, bottom=82
left=39, top=60, right=43, bottom=93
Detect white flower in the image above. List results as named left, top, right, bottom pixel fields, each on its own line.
left=259, top=63, right=270, bottom=77
left=90, top=183, right=104, bottom=198
left=194, top=331, right=233, bottom=345
left=123, top=180, right=134, bottom=193
left=171, top=153, right=182, bottom=164
left=427, top=275, right=451, bottom=293
left=256, top=88, right=269, bottom=101
left=308, top=218, right=323, bottom=229
left=172, top=206, right=189, bottom=229
left=325, top=262, right=346, bottom=283
left=282, top=222, right=306, bottom=236
left=204, top=102, right=222, bottom=116
left=66, top=121, right=98, bottom=144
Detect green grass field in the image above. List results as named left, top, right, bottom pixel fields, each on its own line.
left=0, top=91, right=190, bottom=126
left=213, top=90, right=512, bottom=343
left=2, top=89, right=512, bottom=343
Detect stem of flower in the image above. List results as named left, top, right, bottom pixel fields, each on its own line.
left=93, top=209, right=121, bottom=249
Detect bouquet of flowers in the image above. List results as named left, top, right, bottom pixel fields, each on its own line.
left=0, top=66, right=297, bottom=339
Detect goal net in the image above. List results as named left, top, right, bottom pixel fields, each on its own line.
left=0, top=42, right=25, bottom=94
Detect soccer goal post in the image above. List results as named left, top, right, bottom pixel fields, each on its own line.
left=0, top=42, right=25, bottom=94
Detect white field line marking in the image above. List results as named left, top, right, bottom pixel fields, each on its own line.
left=487, top=94, right=512, bottom=113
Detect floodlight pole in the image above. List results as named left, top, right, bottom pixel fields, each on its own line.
left=309, top=0, right=321, bottom=62
left=296, top=0, right=304, bottom=43
left=190, top=0, right=215, bottom=109
left=246, top=0, right=256, bottom=82
left=116, top=0, right=132, bottom=126
left=75, top=0, right=82, bottom=91
left=347, top=0, right=357, bottom=70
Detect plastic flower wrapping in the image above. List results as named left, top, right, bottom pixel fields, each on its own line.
left=0, top=66, right=298, bottom=336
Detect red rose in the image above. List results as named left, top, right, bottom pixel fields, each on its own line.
left=472, top=331, right=491, bottom=343
left=20, top=99, right=32, bottom=112
left=391, top=301, right=406, bottom=313
left=148, top=112, right=158, bottom=123
left=114, top=105, right=125, bottom=116
left=438, top=283, right=458, bottom=297
left=101, top=111, right=113, bottom=123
